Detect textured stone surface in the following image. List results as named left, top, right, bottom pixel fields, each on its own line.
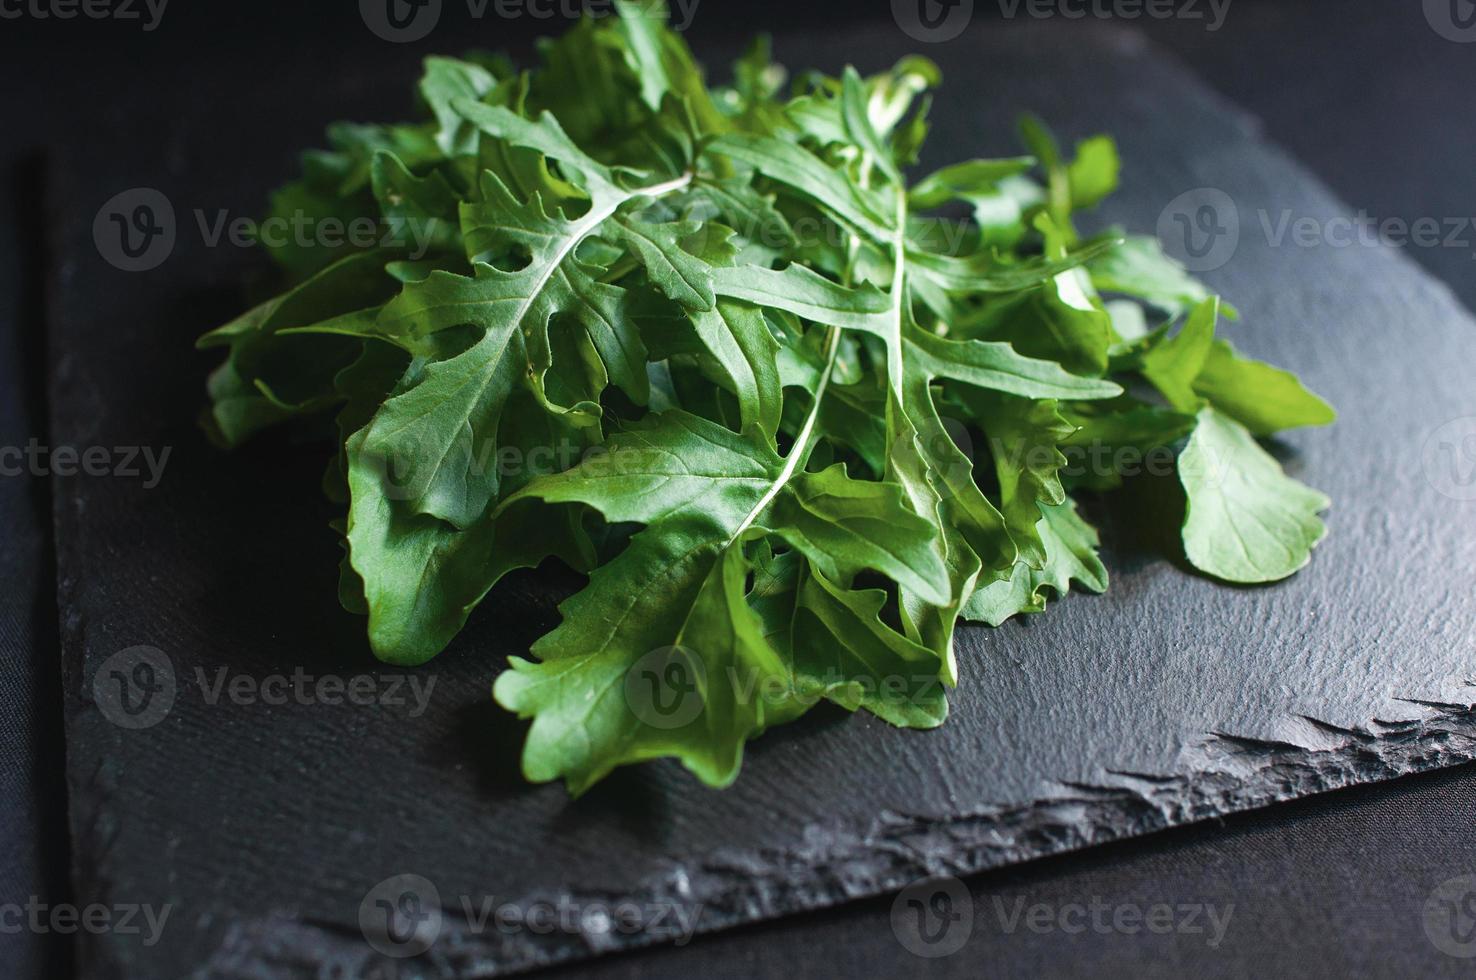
left=49, top=20, right=1476, bottom=979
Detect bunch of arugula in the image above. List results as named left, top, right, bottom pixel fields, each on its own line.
left=199, top=3, right=1334, bottom=793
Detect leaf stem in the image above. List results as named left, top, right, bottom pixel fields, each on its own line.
left=725, top=151, right=876, bottom=546
left=726, top=324, right=841, bottom=545
left=518, top=169, right=693, bottom=377
left=634, top=170, right=698, bottom=201
left=883, top=184, right=909, bottom=403
left=550, top=171, right=694, bottom=297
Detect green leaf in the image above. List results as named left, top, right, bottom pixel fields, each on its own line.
left=419, top=56, right=499, bottom=157
left=1059, top=398, right=1197, bottom=490
left=966, top=392, right=1073, bottom=568
left=369, top=151, right=461, bottom=261
left=494, top=410, right=948, bottom=790
left=497, top=542, right=783, bottom=792
left=611, top=0, right=726, bottom=134
left=667, top=298, right=785, bottom=440
left=840, top=67, right=901, bottom=182
left=1089, top=234, right=1225, bottom=320
left=791, top=566, right=949, bottom=727
left=962, top=498, right=1108, bottom=626
left=343, top=436, right=594, bottom=665
left=1140, top=296, right=1219, bottom=412
left=351, top=313, right=525, bottom=527
left=1018, top=117, right=1118, bottom=228
left=906, top=237, right=1122, bottom=296
left=909, top=326, right=1122, bottom=401
left=354, top=107, right=706, bottom=524
left=609, top=217, right=715, bottom=312
left=713, top=264, right=892, bottom=334
left=909, top=158, right=1035, bottom=210
left=1192, top=340, right=1337, bottom=435
left=1066, top=135, right=1120, bottom=210
left=971, top=233, right=1117, bottom=377
left=708, top=132, right=892, bottom=239
left=1178, top=406, right=1330, bottom=583
left=686, top=173, right=795, bottom=252
left=263, top=123, right=441, bottom=282
left=198, top=251, right=401, bottom=444
left=1018, top=114, right=1071, bottom=232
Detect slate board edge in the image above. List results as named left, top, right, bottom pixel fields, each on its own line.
left=46, top=22, right=1476, bottom=980
left=186, top=705, right=1476, bottom=978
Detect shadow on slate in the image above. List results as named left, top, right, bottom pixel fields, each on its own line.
left=48, top=19, right=1476, bottom=979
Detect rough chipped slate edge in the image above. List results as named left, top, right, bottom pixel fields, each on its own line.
left=194, top=702, right=1476, bottom=978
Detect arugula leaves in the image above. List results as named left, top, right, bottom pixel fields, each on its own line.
left=200, top=4, right=1335, bottom=792
left=495, top=411, right=948, bottom=791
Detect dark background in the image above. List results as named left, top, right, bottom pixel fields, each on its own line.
left=4, top=1, right=1475, bottom=976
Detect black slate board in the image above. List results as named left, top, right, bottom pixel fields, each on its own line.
left=51, top=20, right=1476, bottom=979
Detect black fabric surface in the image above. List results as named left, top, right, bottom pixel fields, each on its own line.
left=0, top=156, right=71, bottom=976
left=4, top=1, right=1476, bottom=977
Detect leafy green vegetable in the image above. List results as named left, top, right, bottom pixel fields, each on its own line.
left=199, top=3, right=1335, bottom=792
left=962, top=498, right=1109, bottom=626
left=494, top=411, right=949, bottom=792
left=1179, top=406, right=1330, bottom=583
